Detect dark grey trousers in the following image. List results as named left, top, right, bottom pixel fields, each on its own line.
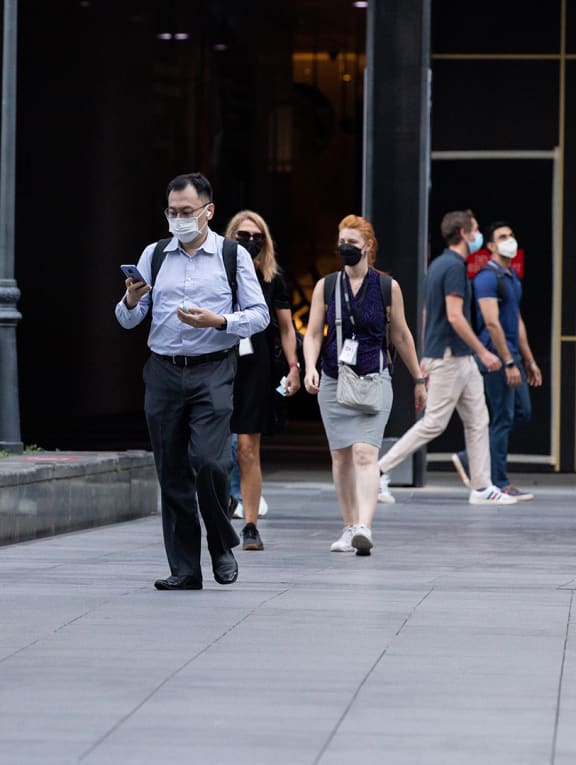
left=143, top=352, right=240, bottom=578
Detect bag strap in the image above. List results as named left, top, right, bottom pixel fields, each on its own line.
left=325, top=269, right=392, bottom=317
left=477, top=263, right=506, bottom=303
left=323, top=271, right=339, bottom=306
left=150, top=238, right=173, bottom=290
left=221, top=237, right=238, bottom=308
left=334, top=272, right=343, bottom=357
left=331, top=269, right=394, bottom=372
left=379, top=273, right=394, bottom=370
left=150, top=236, right=238, bottom=307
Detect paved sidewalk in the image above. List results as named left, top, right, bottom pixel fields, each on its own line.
left=1, top=466, right=576, bottom=765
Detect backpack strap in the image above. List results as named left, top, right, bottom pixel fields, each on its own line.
left=323, top=268, right=395, bottom=373
left=324, top=269, right=392, bottom=314
left=221, top=237, right=238, bottom=308
left=149, top=236, right=238, bottom=307
left=476, top=264, right=506, bottom=302
left=379, top=273, right=392, bottom=325
left=323, top=271, right=339, bottom=306
left=378, top=273, right=395, bottom=372
left=150, top=238, right=173, bottom=289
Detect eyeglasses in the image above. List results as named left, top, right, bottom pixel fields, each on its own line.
left=235, top=231, right=265, bottom=243
left=164, top=203, right=210, bottom=220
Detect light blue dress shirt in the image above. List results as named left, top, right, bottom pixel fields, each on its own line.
left=115, top=230, right=269, bottom=355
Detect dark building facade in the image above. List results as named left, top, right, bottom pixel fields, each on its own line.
left=4, top=0, right=575, bottom=473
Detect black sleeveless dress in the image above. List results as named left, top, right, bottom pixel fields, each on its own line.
left=230, top=270, right=292, bottom=435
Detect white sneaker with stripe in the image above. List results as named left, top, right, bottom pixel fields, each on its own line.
left=469, top=485, right=517, bottom=505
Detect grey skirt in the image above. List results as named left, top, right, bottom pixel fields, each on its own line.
left=318, top=369, right=393, bottom=450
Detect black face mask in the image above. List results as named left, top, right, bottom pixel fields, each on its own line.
left=338, top=243, right=363, bottom=266
left=241, top=239, right=263, bottom=259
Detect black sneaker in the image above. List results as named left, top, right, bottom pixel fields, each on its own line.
left=242, top=522, right=264, bottom=551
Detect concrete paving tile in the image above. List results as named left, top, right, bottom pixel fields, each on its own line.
left=338, top=704, right=555, bottom=737
left=0, top=742, right=78, bottom=765
left=1, top=467, right=575, bottom=764
left=83, top=739, right=319, bottom=765
left=320, top=733, right=552, bottom=765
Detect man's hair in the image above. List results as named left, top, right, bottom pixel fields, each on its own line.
left=166, top=172, right=213, bottom=202
left=485, top=220, right=513, bottom=244
left=440, top=209, right=475, bottom=246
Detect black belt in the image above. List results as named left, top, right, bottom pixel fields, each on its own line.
left=154, top=349, right=230, bottom=367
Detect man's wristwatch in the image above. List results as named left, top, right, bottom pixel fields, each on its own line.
left=413, top=377, right=426, bottom=385
left=504, top=359, right=516, bottom=369
left=215, top=317, right=227, bottom=331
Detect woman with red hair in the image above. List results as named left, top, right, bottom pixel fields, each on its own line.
left=303, top=214, right=426, bottom=556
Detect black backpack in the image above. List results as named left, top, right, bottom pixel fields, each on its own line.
left=323, top=269, right=395, bottom=372
left=150, top=236, right=238, bottom=306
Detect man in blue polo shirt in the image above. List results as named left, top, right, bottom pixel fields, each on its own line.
left=451, top=221, right=542, bottom=500
left=378, top=210, right=516, bottom=505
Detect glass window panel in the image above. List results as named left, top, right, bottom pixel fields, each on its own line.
left=566, top=3, right=576, bottom=54
left=431, top=61, right=559, bottom=151
left=563, top=63, right=576, bottom=335
left=432, top=0, right=561, bottom=55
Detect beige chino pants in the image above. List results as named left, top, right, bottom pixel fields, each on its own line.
left=379, top=351, right=491, bottom=490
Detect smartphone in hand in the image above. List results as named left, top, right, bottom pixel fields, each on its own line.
left=120, top=264, right=147, bottom=283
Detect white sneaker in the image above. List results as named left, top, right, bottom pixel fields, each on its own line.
left=378, top=473, right=396, bottom=504
left=351, top=524, right=373, bottom=555
left=469, top=485, right=517, bottom=505
left=330, top=525, right=355, bottom=552
left=258, top=496, right=269, bottom=517
left=234, top=498, right=267, bottom=518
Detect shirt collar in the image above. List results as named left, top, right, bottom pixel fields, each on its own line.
left=166, top=228, right=217, bottom=257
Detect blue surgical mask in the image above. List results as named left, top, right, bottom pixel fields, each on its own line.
left=468, top=231, right=483, bottom=254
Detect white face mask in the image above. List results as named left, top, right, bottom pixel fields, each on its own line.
left=168, top=211, right=208, bottom=243
left=497, top=237, right=518, bottom=259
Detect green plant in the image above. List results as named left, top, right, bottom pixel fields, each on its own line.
left=0, top=444, right=46, bottom=459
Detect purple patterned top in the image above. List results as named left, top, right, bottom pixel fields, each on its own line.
left=322, top=268, right=387, bottom=379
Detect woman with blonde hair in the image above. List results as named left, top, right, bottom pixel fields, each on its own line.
left=303, top=214, right=426, bottom=556
left=224, top=210, right=301, bottom=551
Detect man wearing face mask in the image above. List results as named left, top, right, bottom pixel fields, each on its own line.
left=378, top=209, right=517, bottom=506
left=115, top=172, right=269, bottom=590
left=451, top=221, right=542, bottom=500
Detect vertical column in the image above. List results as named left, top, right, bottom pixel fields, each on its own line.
left=364, top=0, right=431, bottom=485
left=0, top=0, right=22, bottom=452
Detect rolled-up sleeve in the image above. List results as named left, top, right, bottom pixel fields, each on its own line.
left=224, top=245, right=269, bottom=337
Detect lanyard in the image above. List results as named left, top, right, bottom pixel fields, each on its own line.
left=342, top=270, right=369, bottom=338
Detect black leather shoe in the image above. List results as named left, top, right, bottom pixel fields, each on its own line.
left=154, top=575, right=203, bottom=590
left=212, top=551, right=238, bottom=585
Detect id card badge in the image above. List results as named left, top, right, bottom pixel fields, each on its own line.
left=239, top=337, right=254, bottom=356
left=339, top=338, right=359, bottom=365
